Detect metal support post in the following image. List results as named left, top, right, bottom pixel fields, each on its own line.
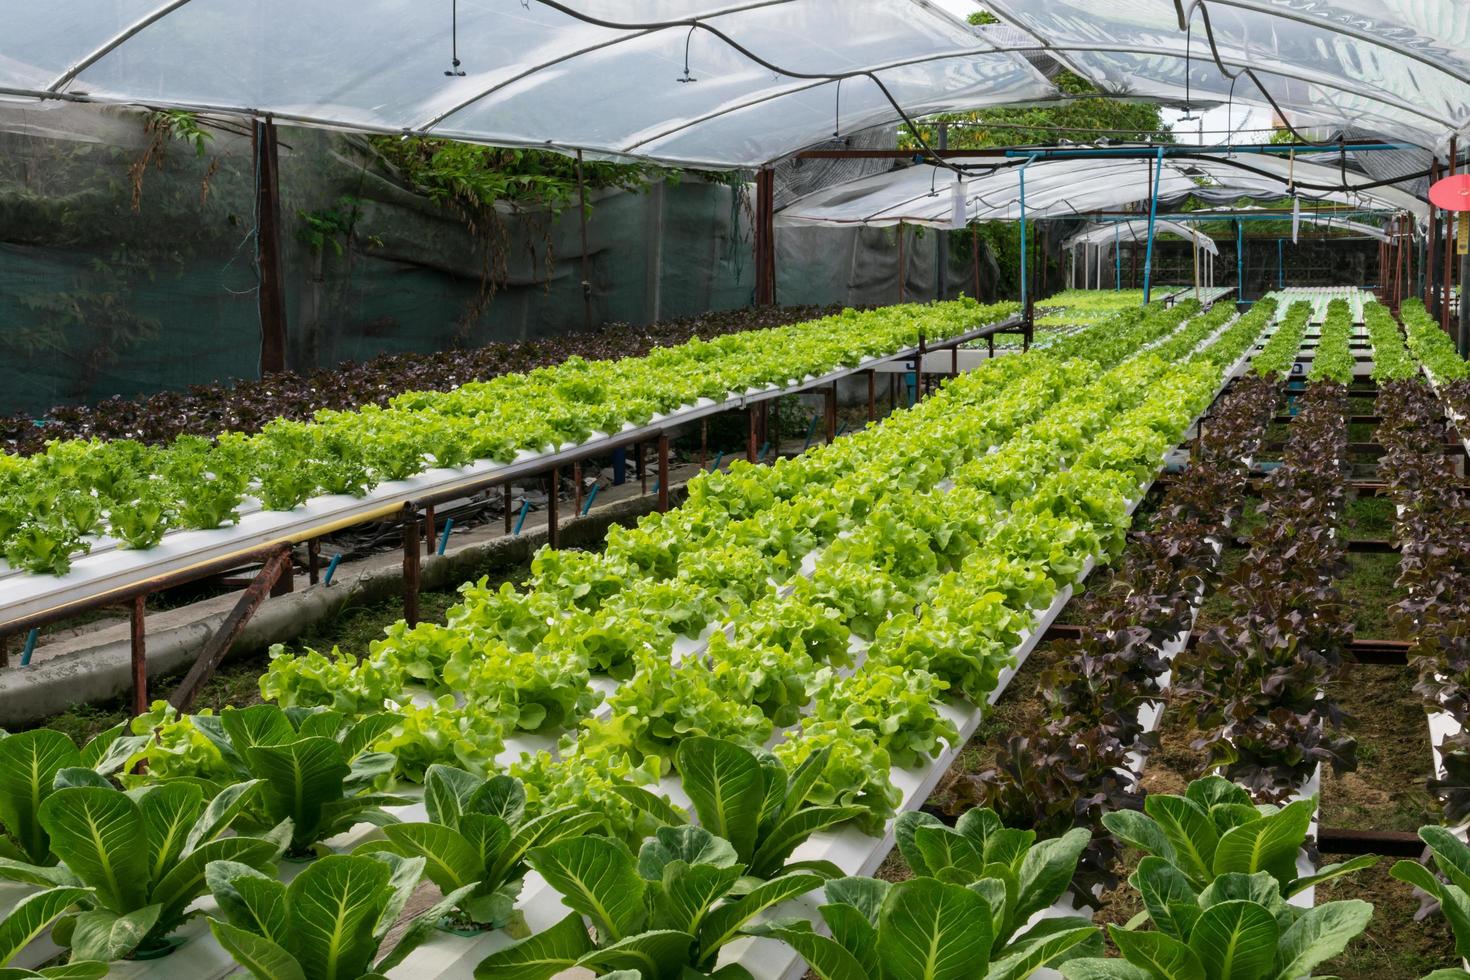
left=402, top=504, right=421, bottom=627
left=252, top=117, right=288, bottom=374
left=867, top=370, right=876, bottom=422
left=548, top=467, right=560, bottom=550
left=307, top=538, right=320, bottom=585
left=657, top=434, right=670, bottom=512
left=171, top=548, right=292, bottom=713
left=573, top=462, right=583, bottom=516
left=575, top=149, right=593, bottom=331
left=424, top=504, right=436, bottom=557
left=825, top=383, right=837, bottom=443
left=504, top=485, right=513, bottom=533
left=130, top=596, right=148, bottom=717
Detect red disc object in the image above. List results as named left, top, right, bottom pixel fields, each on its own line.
left=1430, top=173, right=1470, bottom=212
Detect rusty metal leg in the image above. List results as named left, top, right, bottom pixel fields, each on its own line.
left=768, top=401, right=777, bottom=458
left=700, top=420, right=708, bottom=471
left=403, top=504, right=421, bottom=627
left=548, top=467, right=561, bottom=550
left=747, top=406, right=758, bottom=463
left=825, top=384, right=837, bottom=443
left=270, top=556, right=294, bottom=597
left=307, top=538, right=320, bottom=586
left=130, top=596, right=148, bottom=716
left=657, top=434, right=670, bottom=512
left=504, top=484, right=513, bottom=533
left=170, top=549, right=292, bottom=713
left=424, top=504, right=436, bottom=556
left=573, top=462, right=583, bottom=516
left=867, top=370, right=876, bottom=422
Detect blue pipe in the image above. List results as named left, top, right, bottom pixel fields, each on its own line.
left=835, top=421, right=848, bottom=438
left=322, top=554, right=343, bottom=586
left=437, top=518, right=454, bottom=556
left=1141, top=147, right=1164, bottom=305
left=1236, top=220, right=1245, bottom=303
left=802, top=413, right=820, bottom=451
left=708, top=451, right=723, bottom=473
left=513, top=499, right=530, bottom=535
left=581, top=484, right=599, bottom=516
left=758, top=440, right=769, bottom=461
left=19, top=628, right=38, bottom=667
left=1018, top=155, right=1035, bottom=310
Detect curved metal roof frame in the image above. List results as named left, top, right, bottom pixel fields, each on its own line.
left=774, top=153, right=1418, bottom=229
left=1066, top=218, right=1220, bottom=254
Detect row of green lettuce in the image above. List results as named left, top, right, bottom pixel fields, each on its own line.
left=5, top=727, right=1468, bottom=979
left=0, top=298, right=1019, bottom=575
left=118, top=297, right=1259, bottom=850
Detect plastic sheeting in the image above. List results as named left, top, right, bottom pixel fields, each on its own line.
left=980, top=1, right=1470, bottom=155
left=0, top=0, right=1057, bottom=169
left=775, top=153, right=1421, bottom=228
left=0, top=1, right=1466, bottom=166
left=1065, top=219, right=1218, bottom=255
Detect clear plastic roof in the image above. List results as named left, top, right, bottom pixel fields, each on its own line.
left=0, top=1, right=1464, bottom=167
left=0, top=0, right=1057, bottom=169
left=775, top=153, right=1422, bottom=228
left=981, top=1, right=1470, bottom=156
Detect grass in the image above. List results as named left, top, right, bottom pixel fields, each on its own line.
left=1344, top=495, right=1395, bottom=540
left=1339, top=552, right=1406, bottom=640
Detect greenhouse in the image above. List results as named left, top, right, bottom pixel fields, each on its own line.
left=3, top=2, right=1470, bottom=979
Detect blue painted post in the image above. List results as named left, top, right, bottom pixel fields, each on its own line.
left=513, top=499, right=531, bottom=535
left=802, top=413, right=820, bottom=451
left=1141, top=147, right=1164, bottom=305
left=322, top=554, right=343, bottom=586
left=437, top=518, right=455, bottom=556
left=1019, top=157, right=1032, bottom=309
left=581, top=484, right=599, bottom=516
left=19, top=628, right=38, bottom=667
left=1236, top=220, right=1245, bottom=303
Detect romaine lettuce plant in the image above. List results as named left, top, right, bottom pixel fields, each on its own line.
left=1059, top=863, right=1372, bottom=980
left=361, top=765, right=599, bottom=929
left=1390, top=825, right=1470, bottom=974
left=191, top=705, right=410, bottom=856
left=0, top=726, right=139, bottom=865
left=1102, top=777, right=1374, bottom=897
left=747, top=873, right=1098, bottom=980
left=474, top=826, right=822, bottom=979
left=895, top=807, right=1097, bottom=956
left=0, top=779, right=284, bottom=962
left=617, top=737, right=863, bottom=879
left=0, top=885, right=108, bottom=979
left=207, top=852, right=470, bottom=980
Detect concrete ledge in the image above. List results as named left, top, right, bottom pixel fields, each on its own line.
left=0, top=489, right=674, bottom=728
